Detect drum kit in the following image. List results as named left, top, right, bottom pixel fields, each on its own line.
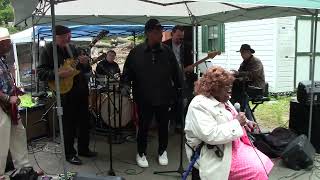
left=89, top=72, right=132, bottom=131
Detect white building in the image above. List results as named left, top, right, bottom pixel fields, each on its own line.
left=198, top=17, right=298, bottom=93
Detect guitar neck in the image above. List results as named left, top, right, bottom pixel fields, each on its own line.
left=185, top=56, right=209, bottom=72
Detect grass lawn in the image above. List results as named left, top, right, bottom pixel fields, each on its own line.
left=250, top=96, right=292, bottom=131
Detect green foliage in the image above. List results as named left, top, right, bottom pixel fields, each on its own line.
left=6, top=25, right=19, bottom=33
left=250, top=96, right=291, bottom=131
left=128, top=34, right=145, bottom=44
left=0, top=0, right=13, bottom=25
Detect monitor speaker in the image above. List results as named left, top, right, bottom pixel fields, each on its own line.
left=289, top=99, right=320, bottom=153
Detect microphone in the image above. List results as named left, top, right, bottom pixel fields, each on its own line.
left=234, top=102, right=250, bottom=123
left=234, top=102, right=241, bottom=113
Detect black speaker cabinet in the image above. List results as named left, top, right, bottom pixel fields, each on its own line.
left=282, top=134, right=315, bottom=170
left=289, top=99, right=320, bottom=153
left=19, top=104, right=48, bottom=141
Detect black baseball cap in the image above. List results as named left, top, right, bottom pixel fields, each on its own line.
left=237, top=44, right=255, bottom=53
left=55, top=25, right=71, bottom=35
left=144, top=18, right=163, bottom=32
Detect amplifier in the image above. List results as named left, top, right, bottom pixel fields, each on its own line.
left=297, top=81, right=320, bottom=104
left=282, top=134, right=315, bottom=170
left=19, top=104, right=48, bottom=141
left=289, top=99, right=320, bottom=153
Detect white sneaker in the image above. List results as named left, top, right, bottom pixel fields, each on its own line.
left=158, top=151, right=168, bottom=165
left=136, top=154, right=149, bottom=168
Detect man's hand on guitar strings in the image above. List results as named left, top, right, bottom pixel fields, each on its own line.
left=58, top=68, right=73, bottom=78
left=78, top=55, right=90, bottom=64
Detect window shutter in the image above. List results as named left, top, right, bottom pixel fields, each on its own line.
left=218, top=23, right=225, bottom=52
left=202, top=25, right=208, bottom=52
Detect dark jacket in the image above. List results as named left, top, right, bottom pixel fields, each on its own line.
left=96, top=60, right=120, bottom=76
left=163, top=38, right=195, bottom=96
left=121, top=42, right=182, bottom=106
left=238, top=55, right=265, bottom=89
left=37, top=42, right=91, bottom=96
left=163, top=38, right=193, bottom=68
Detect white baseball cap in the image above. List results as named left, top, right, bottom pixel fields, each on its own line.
left=0, top=27, right=10, bottom=42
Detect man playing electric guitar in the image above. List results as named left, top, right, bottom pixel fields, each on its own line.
left=37, top=25, right=96, bottom=165
left=163, top=25, right=220, bottom=131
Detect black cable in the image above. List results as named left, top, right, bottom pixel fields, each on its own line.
left=248, top=135, right=269, bottom=178
left=28, top=141, right=62, bottom=176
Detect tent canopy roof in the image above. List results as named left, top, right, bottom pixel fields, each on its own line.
left=10, top=0, right=320, bottom=27
left=11, top=24, right=173, bottom=43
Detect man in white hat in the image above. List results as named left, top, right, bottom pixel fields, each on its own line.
left=0, top=27, right=32, bottom=177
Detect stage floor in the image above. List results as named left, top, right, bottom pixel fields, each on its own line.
left=27, top=130, right=320, bottom=180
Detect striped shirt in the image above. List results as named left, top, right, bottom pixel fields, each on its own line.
left=0, top=56, right=14, bottom=95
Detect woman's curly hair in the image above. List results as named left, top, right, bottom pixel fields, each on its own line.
left=194, top=66, right=235, bottom=97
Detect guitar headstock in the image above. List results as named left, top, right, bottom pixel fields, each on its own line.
left=89, top=30, right=109, bottom=48
left=91, top=52, right=107, bottom=65
left=96, top=30, right=109, bottom=41
left=207, top=51, right=221, bottom=59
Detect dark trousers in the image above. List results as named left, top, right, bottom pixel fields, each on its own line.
left=170, top=100, right=183, bottom=127
left=231, top=82, right=254, bottom=121
left=61, top=93, right=90, bottom=158
left=170, top=82, right=194, bottom=128
left=137, top=104, right=170, bottom=156
left=192, top=168, right=201, bottom=180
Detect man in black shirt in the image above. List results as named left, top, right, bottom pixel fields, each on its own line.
left=121, top=19, right=182, bottom=168
left=96, top=50, right=120, bottom=78
left=37, top=25, right=96, bottom=165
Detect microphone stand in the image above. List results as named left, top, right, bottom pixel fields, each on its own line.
left=154, top=3, right=200, bottom=177
left=106, top=80, right=115, bottom=176
left=154, top=39, right=188, bottom=179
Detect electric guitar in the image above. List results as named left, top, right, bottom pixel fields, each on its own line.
left=48, top=30, right=108, bottom=94
left=184, top=51, right=221, bottom=73
left=0, top=86, right=23, bottom=125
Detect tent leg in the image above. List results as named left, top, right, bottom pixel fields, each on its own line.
left=50, top=0, right=68, bottom=178
left=308, top=10, right=318, bottom=142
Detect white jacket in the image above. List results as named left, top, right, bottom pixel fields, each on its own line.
left=184, top=95, right=244, bottom=180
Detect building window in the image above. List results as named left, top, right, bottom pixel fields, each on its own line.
left=202, top=24, right=225, bottom=52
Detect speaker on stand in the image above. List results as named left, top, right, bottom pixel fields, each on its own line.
left=289, top=98, right=320, bottom=153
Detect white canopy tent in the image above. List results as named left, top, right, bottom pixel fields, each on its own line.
left=10, top=0, right=320, bottom=27
left=9, top=0, right=320, bottom=177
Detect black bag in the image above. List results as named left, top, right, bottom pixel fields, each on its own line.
left=10, top=167, right=38, bottom=180
left=252, top=127, right=298, bottom=158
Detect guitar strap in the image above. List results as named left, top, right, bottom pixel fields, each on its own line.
left=65, top=44, right=74, bottom=59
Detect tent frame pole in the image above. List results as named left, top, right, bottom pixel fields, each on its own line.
left=50, top=0, right=68, bottom=178
left=308, top=10, right=318, bottom=141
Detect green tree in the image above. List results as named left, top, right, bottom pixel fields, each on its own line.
left=0, top=0, right=14, bottom=25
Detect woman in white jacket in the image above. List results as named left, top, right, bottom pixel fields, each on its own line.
left=184, top=66, right=273, bottom=180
